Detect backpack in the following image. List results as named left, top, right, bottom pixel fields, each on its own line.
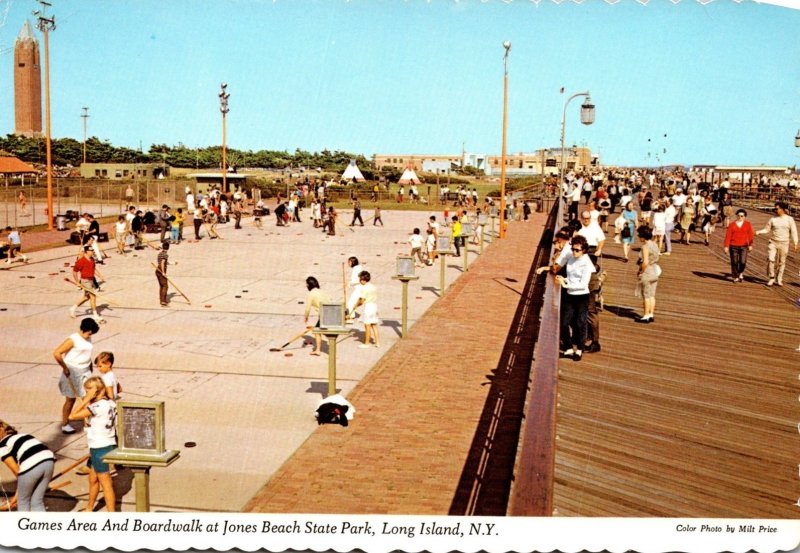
left=315, top=403, right=349, bottom=426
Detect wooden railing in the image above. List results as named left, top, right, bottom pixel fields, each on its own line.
left=507, top=196, right=564, bottom=516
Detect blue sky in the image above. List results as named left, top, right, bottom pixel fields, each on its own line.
left=0, top=0, right=798, bottom=167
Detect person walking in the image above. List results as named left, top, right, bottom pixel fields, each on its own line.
left=350, top=198, right=364, bottom=226
left=620, top=202, right=638, bottom=262
left=451, top=216, right=462, bottom=257
left=635, top=226, right=661, bottom=324
left=723, top=209, right=755, bottom=282
left=70, top=247, right=104, bottom=322
left=755, top=201, right=799, bottom=286
left=113, top=216, right=127, bottom=256
left=0, top=420, right=55, bottom=511
left=555, top=235, right=594, bottom=361
left=53, top=317, right=100, bottom=434
left=408, top=228, right=426, bottom=267
left=18, top=190, right=28, bottom=216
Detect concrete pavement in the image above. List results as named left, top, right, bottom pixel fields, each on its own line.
left=0, top=207, right=515, bottom=512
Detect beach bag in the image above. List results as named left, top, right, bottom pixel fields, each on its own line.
left=621, top=224, right=632, bottom=239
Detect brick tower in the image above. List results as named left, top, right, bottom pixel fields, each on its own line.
left=14, top=20, right=42, bottom=138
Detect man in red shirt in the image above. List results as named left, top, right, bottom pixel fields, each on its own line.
left=70, top=246, right=103, bottom=322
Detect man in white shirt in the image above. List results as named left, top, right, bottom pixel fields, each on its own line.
left=755, top=201, right=799, bottom=286
left=577, top=210, right=606, bottom=256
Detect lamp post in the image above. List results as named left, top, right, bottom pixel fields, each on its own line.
left=219, top=83, right=230, bottom=193
left=35, top=1, right=55, bottom=229
left=81, top=107, right=89, bottom=164
left=559, top=92, right=595, bottom=193
left=499, top=40, right=511, bottom=239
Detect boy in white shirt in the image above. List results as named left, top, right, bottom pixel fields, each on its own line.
left=408, top=228, right=425, bottom=267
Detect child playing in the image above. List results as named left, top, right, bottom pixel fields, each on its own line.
left=113, top=216, right=127, bottom=256
left=373, top=205, right=383, bottom=226
left=408, top=228, right=425, bottom=267
left=68, top=376, right=117, bottom=512
left=3, top=226, right=28, bottom=264
left=95, top=351, right=122, bottom=400
left=425, top=228, right=436, bottom=265
left=172, top=208, right=184, bottom=244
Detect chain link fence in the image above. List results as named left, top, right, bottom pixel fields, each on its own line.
left=0, top=179, right=201, bottom=229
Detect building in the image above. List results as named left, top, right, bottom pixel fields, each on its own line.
left=0, top=156, right=37, bottom=184
left=372, top=154, right=461, bottom=172
left=79, top=162, right=168, bottom=180
left=372, top=147, right=594, bottom=177
left=186, top=172, right=247, bottom=193
left=14, top=20, right=42, bottom=138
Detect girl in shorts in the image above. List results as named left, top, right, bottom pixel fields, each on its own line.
left=69, top=376, right=117, bottom=512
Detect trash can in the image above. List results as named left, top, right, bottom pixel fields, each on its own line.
left=55, top=214, right=67, bottom=231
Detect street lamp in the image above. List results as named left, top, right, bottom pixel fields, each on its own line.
left=219, top=82, right=230, bottom=193
left=34, top=0, right=55, bottom=229
left=499, top=40, right=511, bottom=239
left=81, top=107, right=89, bottom=164
left=559, top=91, right=595, bottom=192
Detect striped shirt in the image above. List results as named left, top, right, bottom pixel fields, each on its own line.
left=157, top=250, right=169, bottom=274
left=0, top=433, right=55, bottom=476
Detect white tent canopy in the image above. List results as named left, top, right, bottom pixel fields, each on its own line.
left=398, top=167, right=421, bottom=185
left=341, top=159, right=365, bottom=182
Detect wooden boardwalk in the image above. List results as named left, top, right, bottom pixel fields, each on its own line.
left=551, top=209, right=800, bottom=518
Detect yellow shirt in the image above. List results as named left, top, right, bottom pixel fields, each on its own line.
left=304, top=288, right=330, bottom=318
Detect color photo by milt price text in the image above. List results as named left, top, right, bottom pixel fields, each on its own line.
left=676, top=523, right=778, bottom=534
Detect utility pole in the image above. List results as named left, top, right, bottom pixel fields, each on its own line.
left=219, top=83, right=230, bottom=193
left=34, top=0, right=55, bottom=229
left=81, top=107, right=89, bottom=164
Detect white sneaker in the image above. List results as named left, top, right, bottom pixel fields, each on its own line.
left=69, top=305, right=77, bottom=318
left=563, top=348, right=575, bottom=357
left=92, top=313, right=105, bottom=323
left=776, top=280, right=783, bottom=287
left=61, top=424, right=76, bottom=435
left=767, top=278, right=775, bottom=286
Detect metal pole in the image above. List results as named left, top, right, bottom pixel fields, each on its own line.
left=40, top=16, right=55, bottom=230
left=81, top=107, right=89, bottom=164
left=559, top=92, right=590, bottom=197
left=462, top=236, right=469, bottom=272
left=480, top=226, right=485, bottom=253
left=499, top=42, right=510, bottom=239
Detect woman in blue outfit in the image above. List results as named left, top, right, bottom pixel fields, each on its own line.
left=621, top=201, right=638, bottom=262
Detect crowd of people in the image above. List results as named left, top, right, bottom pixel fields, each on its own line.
left=541, top=168, right=800, bottom=360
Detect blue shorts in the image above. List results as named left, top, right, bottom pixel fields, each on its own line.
left=88, top=444, right=116, bottom=474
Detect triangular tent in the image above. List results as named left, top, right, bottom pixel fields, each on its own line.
left=398, top=167, right=421, bottom=185
left=341, top=160, right=365, bottom=182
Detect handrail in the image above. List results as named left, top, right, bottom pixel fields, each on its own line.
left=507, top=196, right=564, bottom=516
